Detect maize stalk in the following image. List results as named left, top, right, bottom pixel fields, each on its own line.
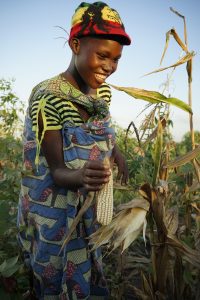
left=96, top=157, right=113, bottom=225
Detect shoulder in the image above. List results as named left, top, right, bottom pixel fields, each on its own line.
left=97, top=82, right=112, bottom=106
left=29, top=74, right=77, bottom=102
left=98, top=82, right=111, bottom=93
left=29, top=74, right=62, bottom=102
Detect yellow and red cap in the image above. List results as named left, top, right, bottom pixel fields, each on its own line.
left=69, top=2, right=131, bottom=45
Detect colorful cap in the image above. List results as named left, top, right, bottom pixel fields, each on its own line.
left=69, top=2, right=131, bottom=45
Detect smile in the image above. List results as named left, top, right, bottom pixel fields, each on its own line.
left=95, top=73, right=107, bottom=82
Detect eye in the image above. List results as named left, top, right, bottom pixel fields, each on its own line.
left=113, top=57, right=120, bottom=63
left=97, top=53, right=107, bottom=60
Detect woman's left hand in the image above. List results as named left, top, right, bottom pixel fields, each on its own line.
left=112, top=144, right=129, bottom=185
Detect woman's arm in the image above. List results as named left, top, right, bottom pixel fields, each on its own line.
left=40, top=129, right=111, bottom=191
left=112, top=144, right=129, bottom=184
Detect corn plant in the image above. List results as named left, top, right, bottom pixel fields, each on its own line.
left=91, top=7, right=200, bottom=300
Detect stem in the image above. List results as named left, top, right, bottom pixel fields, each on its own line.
left=188, top=71, right=194, bottom=149
left=149, top=213, right=157, bottom=287
left=188, top=59, right=200, bottom=181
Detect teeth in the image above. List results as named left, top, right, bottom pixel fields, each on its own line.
left=96, top=74, right=106, bottom=80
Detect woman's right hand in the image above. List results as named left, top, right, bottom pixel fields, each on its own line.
left=79, top=160, right=111, bottom=191
left=40, top=127, right=111, bottom=191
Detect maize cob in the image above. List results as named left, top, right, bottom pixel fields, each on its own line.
left=96, top=157, right=113, bottom=225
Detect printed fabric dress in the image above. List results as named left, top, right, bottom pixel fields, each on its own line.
left=17, top=74, right=115, bottom=300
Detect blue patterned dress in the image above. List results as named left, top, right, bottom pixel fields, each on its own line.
left=17, top=75, right=115, bottom=299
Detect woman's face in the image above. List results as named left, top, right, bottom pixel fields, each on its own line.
left=73, top=37, right=123, bottom=89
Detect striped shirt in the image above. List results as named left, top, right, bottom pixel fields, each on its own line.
left=30, top=77, right=112, bottom=131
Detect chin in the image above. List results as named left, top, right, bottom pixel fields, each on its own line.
left=90, top=81, right=104, bottom=89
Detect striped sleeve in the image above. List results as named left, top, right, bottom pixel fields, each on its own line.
left=30, top=93, right=83, bottom=131
left=97, top=83, right=112, bottom=106
left=51, top=97, right=83, bottom=126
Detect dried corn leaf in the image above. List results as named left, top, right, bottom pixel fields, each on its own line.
left=157, top=179, right=169, bottom=194
left=186, top=59, right=192, bottom=82
left=139, top=107, right=156, bottom=139
left=89, top=225, right=115, bottom=249
left=89, top=211, right=126, bottom=248
left=152, top=120, right=163, bottom=187
left=89, top=199, right=149, bottom=253
left=165, top=145, right=200, bottom=168
left=167, top=233, right=200, bottom=268
left=143, top=218, right=147, bottom=247
left=141, top=271, right=155, bottom=299
left=170, top=7, right=184, bottom=19
left=144, top=51, right=195, bottom=76
left=131, top=286, right=150, bottom=300
left=121, top=226, right=142, bottom=252
left=191, top=202, right=200, bottom=214
left=111, top=208, right=147, bottom=251
left=165, top=207, right=179, bottom=234
left=117, top=198, right=150, bottom=211
left=110, top=84, right=192, bottom=114
left=60, top=191, right=94, bottom=253
left=139, top=183, right=152, bottom=201
left=160, top=28, right=188, bottom=65
left=170, top=7, right=188, bottom=47
left=126, top=255, right=151, bottom=264
left=169, top=28, right=188, bottom=52
left=143, top=118, right=167, bottom=146
left=112, top=208, right=147, bottom=240
left=160, top=30, right=171, bottom=66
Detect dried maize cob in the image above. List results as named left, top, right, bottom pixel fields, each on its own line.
left=96, top=158, right=113, bottom=225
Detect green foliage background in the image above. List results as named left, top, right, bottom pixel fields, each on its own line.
left=0, top=79, right=199, bottom=299
left=0, top=79, right=29, bottom=298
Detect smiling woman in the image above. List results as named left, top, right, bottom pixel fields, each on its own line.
left=17, top=1, right=131, bottom=299
left=66, top=37, right=123, bottom=89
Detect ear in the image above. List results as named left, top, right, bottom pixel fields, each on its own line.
left=69, top=38, right=80, bottom=54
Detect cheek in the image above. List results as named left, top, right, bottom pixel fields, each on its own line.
left=87, top=55, right=99, bottom=69
left=112, top=62, right=118, bottom=74
left=75, top=55, right=86, bottom=74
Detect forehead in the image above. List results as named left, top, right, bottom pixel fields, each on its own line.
left=80, top=37, right=123, bottom=54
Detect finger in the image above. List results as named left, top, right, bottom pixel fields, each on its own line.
left=116, top=165, right=129, bottom=184
left=83, top=176, right=110, bottom=185
left=86, top=160, right=110, bottom=171
left=121, top=166, right=129, bottom=184
left=116, top=168, right=123, bottom=181
left=85, top=168, right=111, bottom=178
left=121, top=172, right=129, bottom=185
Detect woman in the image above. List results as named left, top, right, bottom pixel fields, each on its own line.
left=18, top=2, right=131, bottom=299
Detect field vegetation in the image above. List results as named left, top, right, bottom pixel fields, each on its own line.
left=0, top=8, right=200, bottom=300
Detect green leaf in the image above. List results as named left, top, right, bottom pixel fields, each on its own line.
left=110, top=84, right=192, bottom=114
left=0, top=260, right=7, bottom=273
left=0, top=256, right=18, bottom=272
left=0, top=264, right=20, bottom=278
left=0, top=201, right=10, bottom=235
left=0, top=256, right=20, bottom=278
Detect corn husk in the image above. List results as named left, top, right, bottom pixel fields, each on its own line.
left=89, top=198, right=150, bottom=253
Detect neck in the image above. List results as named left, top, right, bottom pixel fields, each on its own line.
left=63, top=58, right=90, bottom=94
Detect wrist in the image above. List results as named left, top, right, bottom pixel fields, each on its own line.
left=75, top=168, right=84, bottom=188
